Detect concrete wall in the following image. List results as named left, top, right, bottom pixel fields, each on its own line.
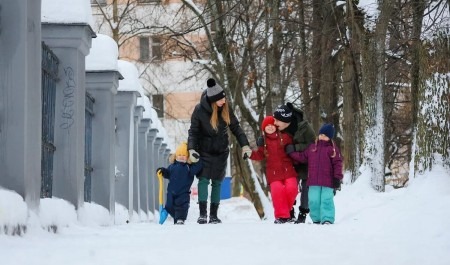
left=0, top=2, right=171, bottom=225
left=133, top=106, right=144, bottom=216
left=152, top=137, right=163, bottom=211
left=42, top=23, right=94, bottom=209
left=0, top=0, right=42, bottom=211
left=138, top=119, right=151, bottom=216
left=86, top=71, right=121, bottom=216
left=114, top=91, right=139, bottom=217
left=147, top=128, right=158, bottom=215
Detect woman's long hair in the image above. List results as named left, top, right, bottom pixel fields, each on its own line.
left=210, top=101, right=230, bottom=131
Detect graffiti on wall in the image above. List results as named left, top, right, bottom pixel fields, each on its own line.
left=60, top=67, right=75, bottom=129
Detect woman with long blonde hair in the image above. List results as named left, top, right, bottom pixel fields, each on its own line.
left=188, top=78, right=251, bottom=224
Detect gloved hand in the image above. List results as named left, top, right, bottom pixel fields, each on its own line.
left=285, top=144, right=295, bottom=154
left=156, top=168, right=164, bottom=177
left=333, top=178, right=342, bottom=195
left=189, top=149, right=200, bottom=163
left=256, top=136, right=265, bottom=147
left=242, top=145, right=252, bottom=159
left=333, top=178, right=342, bottom=189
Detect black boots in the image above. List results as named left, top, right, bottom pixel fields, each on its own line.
left=289, top=207, right=296, bottom=222
left=197, top=201, right=208, bottom=224
left=209, top=203, right=222, bottom=224
left=295, top=207, right=310, bottom=224
left=274, top=218, right=290, bottom=224
left=197, top=202, right=222, bottom=224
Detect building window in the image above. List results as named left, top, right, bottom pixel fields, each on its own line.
left=151, top=37, right=162, bottom=61
left=139, top=37, right=162, bottom=62
left=139, top=37, right=150, bottom=61
left=90, top=0, right=107, bottom=6
left=152, top=94, right=164, bottom=118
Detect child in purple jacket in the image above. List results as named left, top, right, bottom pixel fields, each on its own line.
left=285, top=123, right=343, bottom=224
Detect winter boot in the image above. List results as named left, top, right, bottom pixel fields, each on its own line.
left=289, top=207, right=296, bottom=222
left=295, top=207, right=310, bottom=224
left=197, top=201, right=208, bottom=224
left=208, top=203, right=222, bottom=224
left=274, top=218, right=289, bottom=224
left=175, top=220, right=185, bottom=225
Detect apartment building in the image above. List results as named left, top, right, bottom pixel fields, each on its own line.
left=90, top=0, right=209, bottom=144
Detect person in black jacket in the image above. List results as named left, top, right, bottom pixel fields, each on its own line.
left=157, top=142, right=202, bottom=225
left=188, top=78, right=251, bottom=224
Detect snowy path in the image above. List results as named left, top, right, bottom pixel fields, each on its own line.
left=2, top=218, right=448, bottom=265
left=1, top=173, right=450, bottom=265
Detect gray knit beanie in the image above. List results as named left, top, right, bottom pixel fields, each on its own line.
left=206, top=78, right=226, bottom=103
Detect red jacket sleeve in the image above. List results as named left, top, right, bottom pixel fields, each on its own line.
left=250, top=146, right=265, bottom=161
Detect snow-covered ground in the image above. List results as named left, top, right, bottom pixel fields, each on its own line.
left=1, top=164, right=449, bottom=265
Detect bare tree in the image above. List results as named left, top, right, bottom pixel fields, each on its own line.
left=361, top=0, right=394, bottom=192
left=414, top=1, right=450, bottom=174
left=92, top=0, right=450, bottom=202
left=91, top=0, right=167, bottom=49
left=340, top=1, right=364, bottom=182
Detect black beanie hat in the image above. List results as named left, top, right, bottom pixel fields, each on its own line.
left=206, top=78, right=226, bottom=103
left=273, top=104, right=293, bottom=123
left=319, top=123, right=335, bottom=139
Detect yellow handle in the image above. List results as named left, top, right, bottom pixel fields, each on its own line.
left=157, top=170, right=163, bottom=205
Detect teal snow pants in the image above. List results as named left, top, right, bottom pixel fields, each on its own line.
left=308, top=186, right=335, bottom=224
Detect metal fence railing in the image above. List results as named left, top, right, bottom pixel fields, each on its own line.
left=84, top=92, right=95, bottom=202
left=41, top=42, right=59, bottom=198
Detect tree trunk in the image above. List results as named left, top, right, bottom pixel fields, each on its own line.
left=361, top=0, right=392, bottom=192
left=318, top=1, right=341, bottom=128
left=309, top=0, right=323, bottom=130
left=342, top=48, right=362, bottom=180
left=112, top=0, right=119, bottom=43
left=415, top=26, right=450, bottom=174
left=342, top=1, right=364, bottom=182
left=409, top=0, right=427, bottom=177
left=265, top=0, right=274, bottom=112
left=296, top=0, right=312, bottom=120
left=231, top=139, right=265, bottom=218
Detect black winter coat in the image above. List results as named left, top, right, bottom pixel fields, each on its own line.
left=188, top=92, right=249, bottom=181
left=283, top=103, right=316, bottom=180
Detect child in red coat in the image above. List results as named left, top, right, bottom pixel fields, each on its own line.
left=250, top=116, right=298, bottom=224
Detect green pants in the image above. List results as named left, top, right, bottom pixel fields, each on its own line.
left=198, top=177, right=222, bottom=203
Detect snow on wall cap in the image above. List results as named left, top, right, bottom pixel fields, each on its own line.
left=42, top=0, right=94, bottom=27
left=149, top=111, right=164, bottom=138
left=166, top=138, right=175, bottom=153
left=158, top=124, right=168, bottom=139
left=118, top=60, right=142, bottom=96
left=86, top=34, right=118, bottom=71
left=146, top=107, right=170, bottom=141
left=149, top=108, right=159, bottom=124
left=138, top=96, right=153, bottom=119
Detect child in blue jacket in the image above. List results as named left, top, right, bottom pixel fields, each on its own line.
left=157, top=142, right=202, bottom=224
